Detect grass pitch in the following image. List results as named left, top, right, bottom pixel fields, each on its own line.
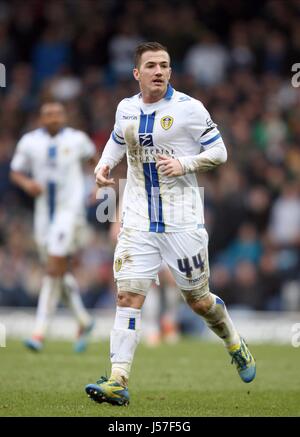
left=1, top=338, right=300, bottom=417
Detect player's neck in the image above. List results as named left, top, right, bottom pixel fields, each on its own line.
left=44, top=127, right=64, bottom=137
left=141, top=89, right=166, bottom=104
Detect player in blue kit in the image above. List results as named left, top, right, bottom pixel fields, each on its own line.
left=85, top=42, right=256, bottom=406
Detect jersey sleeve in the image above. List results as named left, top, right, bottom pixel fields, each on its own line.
left=178, top=99, right=227, bottom=174
left=110, top=103, right=126, bottom=146
left=10, top=136, right=32, bottom=173
left=78, top=132, right=97, bottom=160
left=94, top=102, right=127, bottom=172
left=187, top=99, right=222, bottom=150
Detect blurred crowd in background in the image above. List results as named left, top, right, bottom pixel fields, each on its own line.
left=0, top=0, right=300, bottom=316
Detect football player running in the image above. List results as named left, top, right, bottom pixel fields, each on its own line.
left=11, top=102, right=97, bottom=353
left=86, top=42, right=256, bottom=406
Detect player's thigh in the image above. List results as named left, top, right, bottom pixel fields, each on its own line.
left=36, top=242, right=68, bottom=276
left=161, top=228, right=210, bottom=292
left=47, top=255, right=69, bottom=276
left=113, top=228, right=162, bottom=295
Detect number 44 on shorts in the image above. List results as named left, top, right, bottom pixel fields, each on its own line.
left=177, top=253, right=204, bottom=278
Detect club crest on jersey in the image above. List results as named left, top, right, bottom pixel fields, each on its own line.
left=114, top=258, right=122, bottom=272
left=160, top=116, right=173, bottom=130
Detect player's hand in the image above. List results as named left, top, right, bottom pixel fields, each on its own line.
left=156, top=154, right=184, bottom=177
left=95, top=165, right=115, bottom=187
left=24, top=180, right=44, bottom=197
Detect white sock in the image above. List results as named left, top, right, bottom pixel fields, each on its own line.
left=110, top=306, right=142, bottom=386
left=62, top=273, right=91, bottom=328
left=33, top=275, right=62, bottom=339
left=202, top=293, right=240, bottom=348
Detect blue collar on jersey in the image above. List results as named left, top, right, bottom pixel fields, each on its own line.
left=139, top=84, right=174, bottom=101
left=164, top=83, right=174, bottom=100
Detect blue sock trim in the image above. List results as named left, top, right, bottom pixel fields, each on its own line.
left=128, top=318, right=136, bottom=330
left=216, top=296, right=225, bottom=306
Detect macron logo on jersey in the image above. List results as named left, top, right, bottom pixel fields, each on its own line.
left=122, top=115, right=138, bottom=120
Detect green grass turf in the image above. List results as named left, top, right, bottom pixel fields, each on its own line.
left=0, top=338, right=300, bottom=417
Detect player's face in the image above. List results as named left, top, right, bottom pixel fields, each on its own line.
left=40, top=103, right=66, bottom=135
left=133, top=50, right=171, bottom=102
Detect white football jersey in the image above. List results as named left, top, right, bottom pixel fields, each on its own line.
left=11, top=127, right=96, bottom=228
left=104, top=85, right=225, bottom=232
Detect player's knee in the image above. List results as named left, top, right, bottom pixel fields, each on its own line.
left=117, top=292, right=145, bottom=309
left=47, top=265, right=62, bottom=277
left=182, top=282, right=213, bottom=315
left=190, top=294, right=214, bottom=315
left=116, top=279, right=151, bottom=308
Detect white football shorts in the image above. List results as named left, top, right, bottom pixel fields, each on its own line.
left=34, top=211, right=90, bottom=259
left=113, top=227, right=210, bottom=291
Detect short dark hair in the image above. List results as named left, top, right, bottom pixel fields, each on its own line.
left=134, top=42, right=169, bottom=67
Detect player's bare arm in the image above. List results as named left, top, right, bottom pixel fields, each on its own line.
left=10, top=171, right=43, bottom=197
